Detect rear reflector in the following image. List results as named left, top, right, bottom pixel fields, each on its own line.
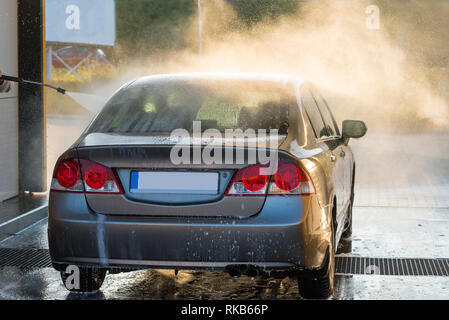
left=226, top=161, right=315, bottom=196
left=274, top=162, right=301, bottom=191
left=242, top=165, right=269, bottom=192
left=52, top=159, right=83, bottom=192
left=56, top=159, right=79, bottom=188
left=268, top=161, right=314, bottom=195
left=83, top=163, right=108, bottom=190
left=226, top=165, right=269, bottom=195
left=51, top=158, right=122, bottom=194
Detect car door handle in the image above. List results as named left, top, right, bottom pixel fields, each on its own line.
left=340, top=150, right=346, bottom=158
left=330, top=154, right=336, bottom=162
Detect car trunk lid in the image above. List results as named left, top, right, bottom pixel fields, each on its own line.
left=75, top=136, right=283, bottom=217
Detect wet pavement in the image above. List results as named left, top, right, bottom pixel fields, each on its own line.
left=1, top=123, right=448, bottom=299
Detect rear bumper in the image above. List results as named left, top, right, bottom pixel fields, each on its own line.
left=48, top=193, right=331, bottom=271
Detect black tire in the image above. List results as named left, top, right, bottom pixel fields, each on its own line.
left=337, top=236, right=352, bottom=254
left=298, top=219, right=335, bottom=299
left=60, top=267, right=106, bottom=293
left=341, top=205, right=352, bottom=239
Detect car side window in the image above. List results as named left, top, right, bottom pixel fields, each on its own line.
left=301, top=88, right=327, bottom=139
left=312, top=90, right=339, bottom=137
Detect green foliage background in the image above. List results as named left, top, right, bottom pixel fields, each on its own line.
left=113, top=0, right=300, bottom=60
left=115, top=0, right=196, bottom=59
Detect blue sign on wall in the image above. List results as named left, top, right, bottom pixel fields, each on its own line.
left=45, top=0, right=116, bottom=46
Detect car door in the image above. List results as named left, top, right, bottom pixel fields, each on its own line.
left=301, top=87, right=345, bottom=218
left=311, top=88, right=352, bottom=229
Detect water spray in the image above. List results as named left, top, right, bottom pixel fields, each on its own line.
left=0, top=74, right=66, bottom=95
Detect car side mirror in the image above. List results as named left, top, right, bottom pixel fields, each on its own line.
left=342, top=120, right=367, bottom=142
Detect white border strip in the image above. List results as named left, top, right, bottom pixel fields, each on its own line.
left=0, top=205, right=48, bottom=228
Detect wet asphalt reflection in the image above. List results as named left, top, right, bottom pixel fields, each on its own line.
left=1, top=262, right=449, bottom=300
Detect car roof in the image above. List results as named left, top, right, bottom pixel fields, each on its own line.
left=130, top=72, right=305, bottom=88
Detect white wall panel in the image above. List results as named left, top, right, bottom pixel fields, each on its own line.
left=0, top=0, right=18, bottom=201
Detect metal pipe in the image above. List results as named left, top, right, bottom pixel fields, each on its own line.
left=0, top=74, right=66, bottom=95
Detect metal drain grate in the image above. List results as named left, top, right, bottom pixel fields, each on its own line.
left=335, top=256, right=449, bottom=276
left=0, top=248, right=448, bottom=276
left=0, top=248, right=52, bottom=270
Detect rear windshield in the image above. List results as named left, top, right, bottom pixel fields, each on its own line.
left=87, top=80, right=295, bottom=135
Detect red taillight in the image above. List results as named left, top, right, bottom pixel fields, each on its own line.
left=242, top=166, right=269, bottom=192
left=51, top=158, right=122, bottom=194
left=84, top=163, right=108, bottom=190
left=274, top=162, right=301, bottom=191
left=79, top=159, right=122, bottom=193
left=56, top=160, right=79, bottom=188
left=226, top=160, right=315, bottom=196
left=226, top=164, right=269, bottom=195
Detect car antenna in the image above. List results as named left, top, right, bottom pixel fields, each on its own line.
left=0, top=74, right=66, bottom=95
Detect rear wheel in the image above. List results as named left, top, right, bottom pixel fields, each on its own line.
left=298, top=219, right=335, bottom=299
left=342, top=166, right=355, bottom=240
left=341, top=205, right=352, bottom=239
left=60, top=267, right=106, bottom=293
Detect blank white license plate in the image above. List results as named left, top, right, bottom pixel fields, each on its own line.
left=130, top=171, right=219, bottom=194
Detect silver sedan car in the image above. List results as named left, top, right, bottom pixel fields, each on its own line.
left=48, top=73, right=366, bottom=299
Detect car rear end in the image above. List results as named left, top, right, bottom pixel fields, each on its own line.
left=48, top=75, right=329, bottom=276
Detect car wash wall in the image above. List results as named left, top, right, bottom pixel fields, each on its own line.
left=0, top=0, right=45, bottom=201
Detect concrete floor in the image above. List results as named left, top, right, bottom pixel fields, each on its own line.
left=0, top=119, right=448, bottom=299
